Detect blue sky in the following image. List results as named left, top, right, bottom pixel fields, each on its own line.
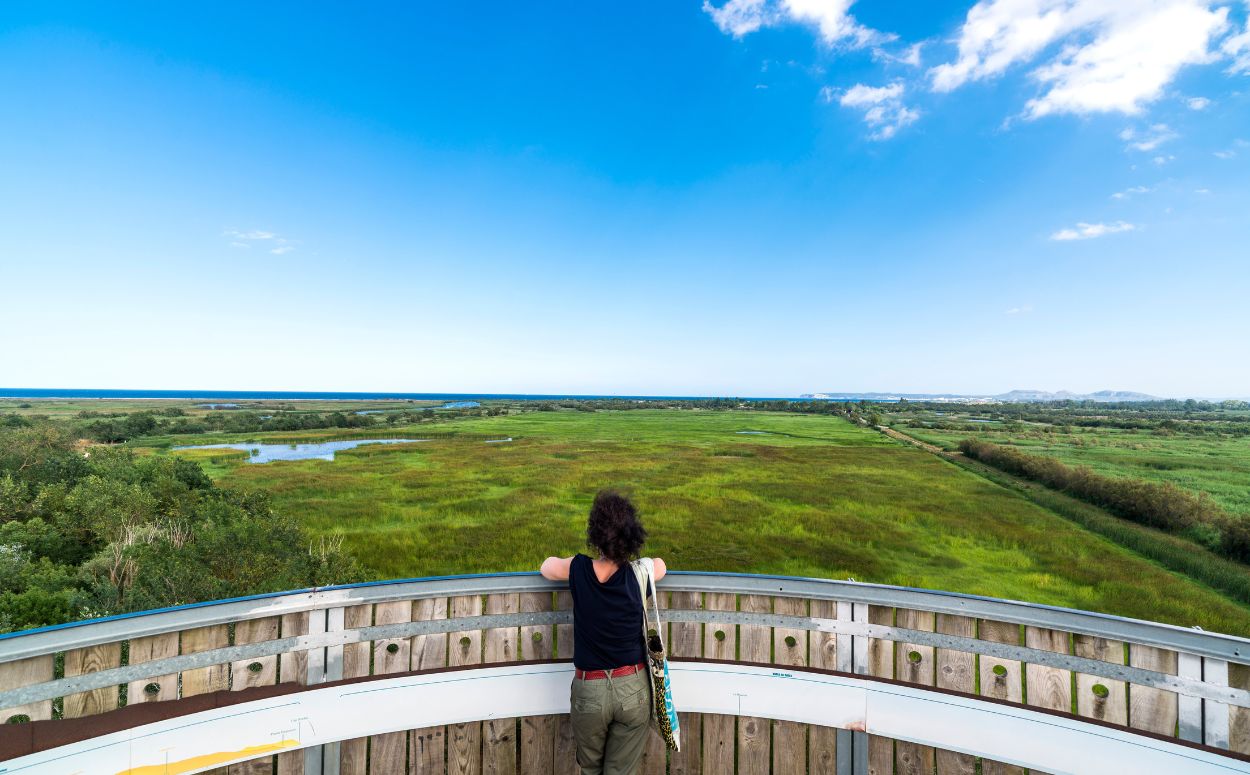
left=1, top=1, right=1247, bottom=397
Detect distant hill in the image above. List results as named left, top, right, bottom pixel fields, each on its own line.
left=801, top=390, right=1161, bottom=403
left=994, top=389, right=1159, bottom=403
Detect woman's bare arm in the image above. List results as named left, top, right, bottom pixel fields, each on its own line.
left=540, top=556, right=573, bottom=581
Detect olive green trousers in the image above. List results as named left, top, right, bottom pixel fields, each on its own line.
left=569, top=670, right=652, bottom=775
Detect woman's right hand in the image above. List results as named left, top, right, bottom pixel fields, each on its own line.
left=652, top=557, right=667, bottom=581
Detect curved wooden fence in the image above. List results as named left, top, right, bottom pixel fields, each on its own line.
left=1, top=572, right=1249, bottom=775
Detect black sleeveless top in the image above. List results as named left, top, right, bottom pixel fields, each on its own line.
left=568, top=554, right=647, bottom=671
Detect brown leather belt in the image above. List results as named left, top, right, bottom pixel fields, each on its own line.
left=574, top=662, right=646, bottom=680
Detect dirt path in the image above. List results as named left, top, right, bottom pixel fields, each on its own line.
left=880, top=426, right=955, bottom=457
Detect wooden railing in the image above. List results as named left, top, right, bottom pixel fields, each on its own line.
left=1, top=572, right=1248, bottom=774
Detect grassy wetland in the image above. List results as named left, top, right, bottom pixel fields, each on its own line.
left=4, top=398, right=1250, bottom=634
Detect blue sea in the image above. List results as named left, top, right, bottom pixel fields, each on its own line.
left=0, top=388, right=854, bottom=402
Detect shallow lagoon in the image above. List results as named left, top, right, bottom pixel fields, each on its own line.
left=173, top=438, right=425, bottom=463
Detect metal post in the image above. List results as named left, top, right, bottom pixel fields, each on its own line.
left=852, top=602, right=869, bottom=775
left=836, top=601, right=854, bottom=775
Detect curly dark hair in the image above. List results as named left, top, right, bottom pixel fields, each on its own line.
left=586, top=490, right=647, bottom=565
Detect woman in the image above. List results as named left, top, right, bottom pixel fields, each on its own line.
left=540, top=490, right=667, bottom=775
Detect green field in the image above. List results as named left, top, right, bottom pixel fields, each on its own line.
left=895, top=418, right=1250, bottom=518
left=155, top=409, right=1250, bottom=633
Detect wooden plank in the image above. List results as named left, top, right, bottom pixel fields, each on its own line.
left=450, top=595, right=483, bottom=775
left=61, top=642, right=122, bottom=718
left=1231, top=661, right=1250, bottom=755
left=978, top=619, right=1025, bottom=775
left=893, top=610, right=935, bottom=775
left=181, top=624, right=230, bottom=696
left=771, top=596, right=807, bottom=775
left=866, top=605, right=894, bottom=775
left=738, top=594, right=771, bottom=775
left=519, top=592, right=554, bottom=775
left=372, top=601, right=414, bottom=775
left=411, top=597, right=449, bottom=775
left=1025, top=626, right=1072, bottom=715
left=232, top=617, right=280, bottom=691
left=483, top=594, right=519, bottom=775
left=666, top=590, right=702, bottom=775
left=640, top=728, right=666, bottom=775
left=1128, top=644, right=1178, bottom=736
left=934, top=615, right=975, bottom=775
left=700, top=592, right=737, bottom=775
left=276, top=613, right=309, bottom=775
left=125, top=633, right=180, bottom=707
left=1073, top=635, right=1126, bottom=725
left=808, top=599, right=838, bottom=775
left=227, top=618, right=282, bottom=775
left=0, top=655, right=54, bottom=722
left=339, top=604, right=374, bottom=775
left=553, top=590, right=577, bottom=775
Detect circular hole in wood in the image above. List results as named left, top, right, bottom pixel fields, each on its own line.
left=992, top=664, right=1008, bottom=677
left=714, top=630, right=726, bottom=642
left=1091, top=683, right=1110, bottom=699
left=143, top=682, right=161, bottom=695
left=5, top=714, right=31, bottom=724
left=784, top=635, right=798, bottom=648
left=908, top=650, right=922, bottom=664
left=532, top=632, right=543, bottom=642
left=247, top=661, right=264, bottom=673
left=460, top=636, right=472, bottom=647
left=386, top=643, right=400, bottom=655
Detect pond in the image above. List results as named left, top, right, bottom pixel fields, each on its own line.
left=173, top=438, right=426, bottom=463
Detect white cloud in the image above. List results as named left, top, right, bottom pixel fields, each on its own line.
left=224, top=229, right=277, bottom=241
left=224, top=228, right=297, bottom=254
left=1223, top=7, right=1250, bottom=73
left=703, top=0, right=892, bottom=48
left=1187, top=96, right=1212, bottom=109
left=1152, top=154, right=1176, bottom=165
left=1050, top=220, right=1136, bottom=240
left=1110, top=185, right=1152, bottom=199
left=834, top=82, right=919, bottom=140
left=1195, top=187, right=1211, bottom=193
left=930, top=0, right=1230, bottom=119
left=874, top=41, right=924, bottom=67
left=1120, top=123, right=1178, bottom=151
left=1214, top=149, right=1237, bottom=158
left=1006, top=304, right=1034, bottom=315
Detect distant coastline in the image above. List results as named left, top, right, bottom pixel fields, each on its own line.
left=0, top=388, right=829, bottom=402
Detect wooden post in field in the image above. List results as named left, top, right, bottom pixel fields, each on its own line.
left=339, top=604, right=374, bottom=775
left=230, top=617, right=280, bottom=775
left=482, top=592, right=519, bottom=775
left=933, top=615, right=975, bottom=775
left=411, top=596, right=450, bottom=775
left=893, top=610, right=935, bottom=775
left=772, top=596, right=808, bottom=775
left=519, top=591, right=555, bottom=775
left=127, top=633, right=180, bottom=707
left=977, top=620, right=1024, bottom=775
left=449, top=595, right=484, bottom=775
left=807, top=599, right=839, bottom=775
left=372, top=601, right=414, bottom=775
left=1025, top=626, right=1072, bottom=715
left=737, top=594, right=772, bottom=775
left=702, top=591, right=737, bottom=774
